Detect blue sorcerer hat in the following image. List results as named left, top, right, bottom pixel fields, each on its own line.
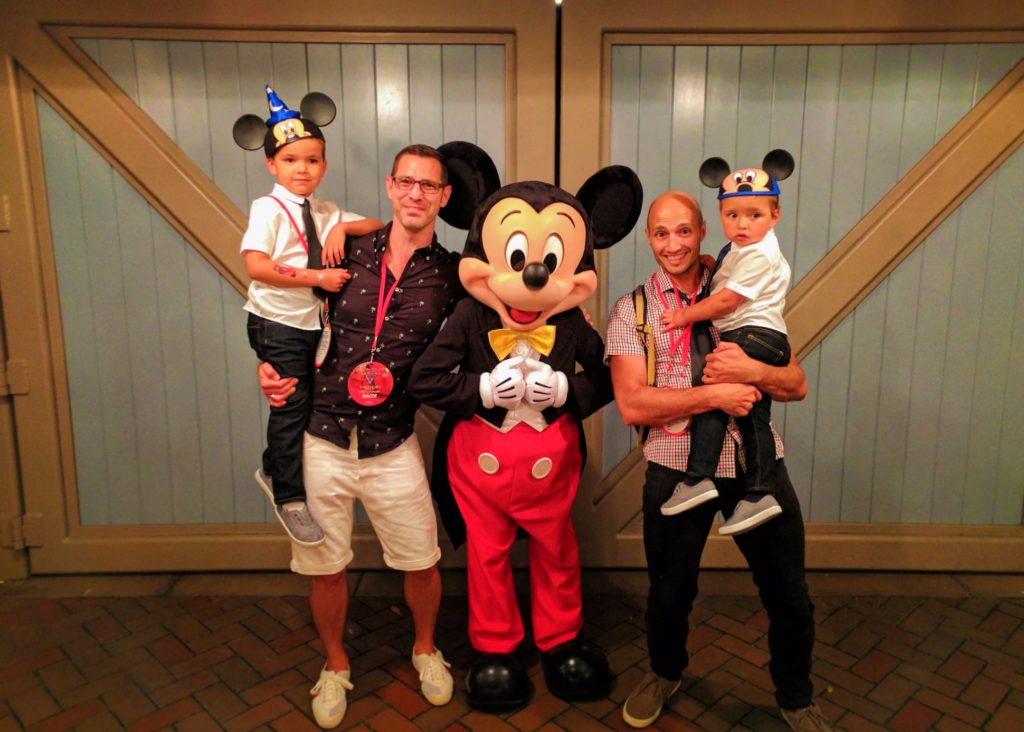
left=699, top=149, right=795, bottom=200
left=232, top=85, right=337, bottom=157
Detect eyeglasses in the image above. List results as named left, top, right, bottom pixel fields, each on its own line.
left=390, top=176, right=446, bottom=195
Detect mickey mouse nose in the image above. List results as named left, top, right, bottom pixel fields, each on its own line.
left=522, top=263, right=549, bottom=290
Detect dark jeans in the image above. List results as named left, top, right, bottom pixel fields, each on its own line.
left=643, top=459, right=815, bottom=710
left=246, top=313, right=319, bottom=504
left=687, top=325, right=791, bottom=494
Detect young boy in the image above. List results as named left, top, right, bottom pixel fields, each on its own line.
left=236, top=86, right=382, bottom=545
left=658, top=150, right=795, bottom=536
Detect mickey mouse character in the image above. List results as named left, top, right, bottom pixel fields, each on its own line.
left=410, top=143, right=642, bottom=708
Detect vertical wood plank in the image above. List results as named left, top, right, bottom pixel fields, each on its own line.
left=37, top=98, right=109, bottom=526
left=935, top=44, right=978, bottom=141
left=701, top=45, right=740, bottom=235
left=792, top=45, right=840, bottom=284
left=112, top=175, right=173, bottom=525
left=608, top=46, right=640, bottom=311
left=408, top=45, right=444, bottom=147
left=898, top=45, right=942, bottom=178
left=76, top=134, right=142, bottom=526
left=735, top=46, right=774, bottom=169
left=475, top=44, right=507, bottom=180
left=133, top=40, right=177, bottom=140
left=863, top=45, right=909, bottom=215
left=903, top=215, right=956, bottom=522
left=151, top=214, right=204, bottom=523
left=237, top=42, right=275, bottom=207
left=936, top=186, right=995, bottom=523
left=203, top=41, right=248, bottom=213
left=187, top=248, right=233, bottom=522
left=375, top=45, right=412, bottom=195
left=634, top=46, right=674, bottom=280
left=307, top=43, right=349, bottom=211
left=97, top=39, right=140, bottom=103
left=341, top=44, right=381, bottom=219
left=441, top=45, right=477, bottom=143
left=669, top=46, right=707, bottom=199
left=768, top=46, right=808, bottom=270
left=839, top=287, right=886, bottom=522
left=168, top=41, right=213, bottom=179
left=829, top=46, right=874, bottom=248
left=809, top=319, right=851, bottom=522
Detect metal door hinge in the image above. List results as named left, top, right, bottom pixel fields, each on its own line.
left=0, top=359, right=29, bottom=397
left=1, top=513, right=43, bottom=549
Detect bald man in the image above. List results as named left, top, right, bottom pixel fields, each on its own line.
left=604, top=192, right=830, bottom=731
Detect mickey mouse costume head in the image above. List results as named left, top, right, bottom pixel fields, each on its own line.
left=409, top=142, right=642, bottom=710
left=699, top=148, right=795, bottom=199
left=232, top=85, right=338, bottom=157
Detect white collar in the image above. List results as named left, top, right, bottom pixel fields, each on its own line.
left=271, top=183, right=309, bottom=207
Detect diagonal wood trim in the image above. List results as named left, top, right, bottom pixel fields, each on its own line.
left=10, top=17, right=250, bottom=293
left=786, top=58, right=1024, bottom=359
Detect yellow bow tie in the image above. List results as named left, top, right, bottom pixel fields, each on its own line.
left=488, top=325, right=556, bottom=359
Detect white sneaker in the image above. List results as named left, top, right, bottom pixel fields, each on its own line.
left=412, top=648, right=453, bottom=705
left=310, top=666, right=353, bottom=729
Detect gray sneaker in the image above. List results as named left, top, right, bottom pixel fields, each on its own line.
left=255, top=469, right=325, bottom=546
left=622, top=671, right=681, bottom=728
left=660, top=477, right=718, bottom=516
left=781, top=702, right=833, bottom=731
left=719, top=494, right=783, bottom=536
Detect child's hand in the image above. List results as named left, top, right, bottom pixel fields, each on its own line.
left=317, top=267, right=351, bottom=292
left=660, top=309, right=689, bottom=330
left=322, top=227, right=347, bottom=267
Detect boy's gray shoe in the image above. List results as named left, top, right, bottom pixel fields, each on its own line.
left=622, top=671, right=681, bottom=728
left=255, top=469, right=326, bottom=546
left=719, top=494, right=783, bottom=536
left=660, top=477, right=718, bottom=516
left=780, top=702, right=833, bottom=731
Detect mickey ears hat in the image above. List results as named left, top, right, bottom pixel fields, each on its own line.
left=232, top=85, right=337, bottom=156
left=699, top=149, right=795, bottom=200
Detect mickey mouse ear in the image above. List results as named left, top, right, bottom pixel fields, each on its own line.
left=576, top=165, right=643, bottom=250
left=699, top=157, right=731, bottom=189
left=233, top=114, right=267, bottom=150
left=437, top=141, right=501, bottom=230
left=762, top=149, right=795, bottom=182
left=300, top=92, right=337, bottom=127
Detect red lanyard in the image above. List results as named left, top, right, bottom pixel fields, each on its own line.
left=265, top=195, right=310, bottom=255
left=656, top=283, right=699, bottom=371
left=369, top=255, right=401, bottom=362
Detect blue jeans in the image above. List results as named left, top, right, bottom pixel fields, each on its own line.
left=246, top=313, right=319, bottom=504
left=642, top=459, right=815, bottom=710
left=687, top=325, right=791, bottom=494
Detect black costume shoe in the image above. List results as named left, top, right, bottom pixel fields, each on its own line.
left=465, top=652, right=531, bottom=709
left=541, top=638, right=611, bottom=700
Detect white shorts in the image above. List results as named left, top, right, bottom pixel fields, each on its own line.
left=291, top=432, right=442, bottom=575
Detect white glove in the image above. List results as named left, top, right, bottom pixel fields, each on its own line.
left=523, top=358, right=569, bottom=411
left=480, top=356, right=526, bottom=410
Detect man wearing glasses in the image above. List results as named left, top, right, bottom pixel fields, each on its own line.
left=259, top=144, right=462, bottom=729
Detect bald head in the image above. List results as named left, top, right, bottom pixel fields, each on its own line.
left=646, top=191, right=704, bottom=231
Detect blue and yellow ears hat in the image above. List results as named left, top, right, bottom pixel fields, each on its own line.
left=699, top=149, right=795, bottom=200
left=232, top=85, right=337, bottom=157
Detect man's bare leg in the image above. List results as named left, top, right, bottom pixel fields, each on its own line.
left=311, top=570, right=350, bottom=671
left=405, top=564, right=441, bottom=655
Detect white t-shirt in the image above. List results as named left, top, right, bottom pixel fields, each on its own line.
left=241, top=183, right=364, bottom=331
left=711, top=228, right=790, bottom=334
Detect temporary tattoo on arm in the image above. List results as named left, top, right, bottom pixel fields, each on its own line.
left=274, top=264, right=298, bottom=277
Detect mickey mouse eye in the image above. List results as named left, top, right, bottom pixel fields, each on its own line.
left=743, top=170, right=757, bottom=183
left=542, top=234, right=563, bottom=273
left=505, top=232, right=528, bottom=272
left=732, top=172, right=744, bottom=185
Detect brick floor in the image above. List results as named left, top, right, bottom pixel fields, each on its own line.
left=1, top=572, right=1023, bottom=730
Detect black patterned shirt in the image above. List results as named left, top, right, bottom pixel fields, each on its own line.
left=308, top=224, right=462, bottom=457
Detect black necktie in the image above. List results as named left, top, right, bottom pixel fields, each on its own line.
left=302, top=199, right=323, bottom=270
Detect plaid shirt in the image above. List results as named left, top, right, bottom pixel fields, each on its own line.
left=605, top=267, right=784, bottom=475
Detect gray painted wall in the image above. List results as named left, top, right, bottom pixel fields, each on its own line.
left=603, top=43, right=1024, bottom=525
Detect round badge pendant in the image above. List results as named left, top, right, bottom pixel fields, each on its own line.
left=661, top=417, right=690, bottom=436
left=348, top=361, right=394, bottom=406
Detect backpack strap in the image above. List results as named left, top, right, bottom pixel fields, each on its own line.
left=633, top=284, right=655, bottom=447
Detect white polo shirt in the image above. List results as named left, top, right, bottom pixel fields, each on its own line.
left=711, top=228, right=790, bottom=334
left=241, top=183, right=363, bottom=331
